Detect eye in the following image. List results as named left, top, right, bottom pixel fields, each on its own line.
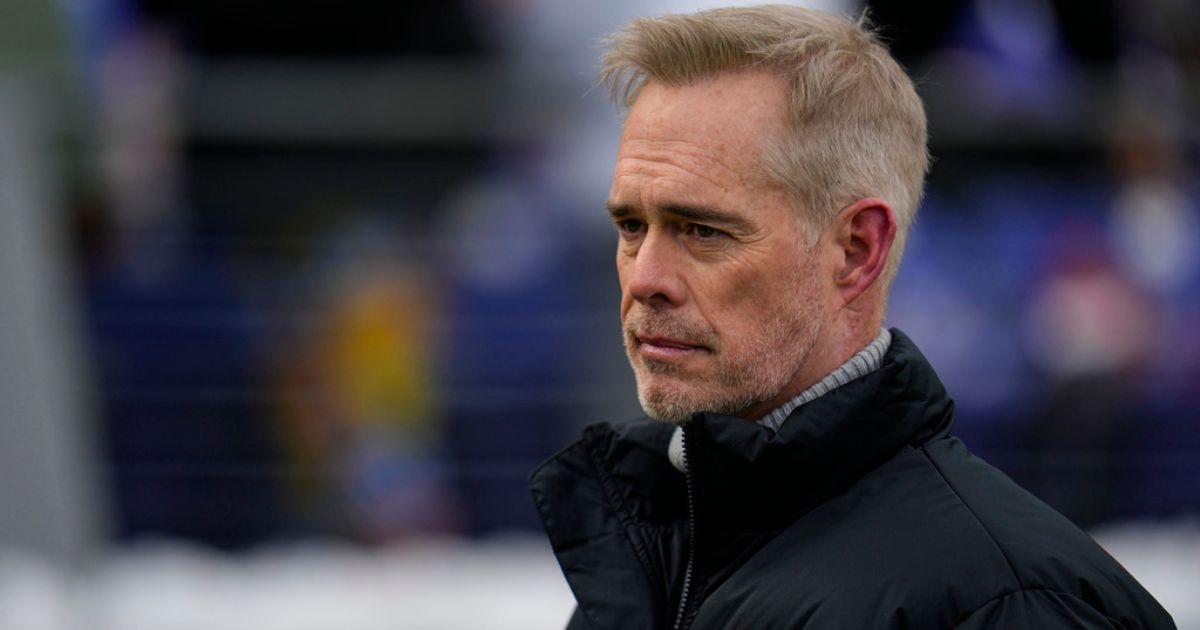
left=687, top=223, right=726, bottom=239
left=616, top=219, right=645, bottom=235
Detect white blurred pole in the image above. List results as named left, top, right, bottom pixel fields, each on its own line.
left=0, top=74, right=105, bottom=565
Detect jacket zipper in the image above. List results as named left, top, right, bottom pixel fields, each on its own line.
left=672, top=427, right=696, bottom=630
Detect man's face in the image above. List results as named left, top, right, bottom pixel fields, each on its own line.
left=608, top=71, right=835, bottom=423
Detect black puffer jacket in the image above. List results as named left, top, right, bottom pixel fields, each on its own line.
left=530, top=330, right=1174, bottom=629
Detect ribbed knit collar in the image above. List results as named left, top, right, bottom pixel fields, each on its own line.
left=758, top=328, right=892, bottom=431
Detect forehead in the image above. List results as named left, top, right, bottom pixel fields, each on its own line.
left=617, top=70, right=790, bottom=180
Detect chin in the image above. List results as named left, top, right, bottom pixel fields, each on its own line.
left=636, top=375, right=759, bottom=425
left=639, top=400, right=695, bottom=425
left=635, top=375, right=701, bottom=424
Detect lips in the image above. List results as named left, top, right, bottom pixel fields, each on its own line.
left=635, top=333, right=709, bottom=361
left=638, top=335, right=703, bottom=350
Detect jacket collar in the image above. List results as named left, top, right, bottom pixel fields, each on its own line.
left=667, top=327, right=892, bottom=471
left=681, top=328, right=955, bottom=533
left=530, top=328, right=954, bottom=628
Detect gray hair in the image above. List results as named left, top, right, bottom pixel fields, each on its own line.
left=600, top=4, right=929, bottom=287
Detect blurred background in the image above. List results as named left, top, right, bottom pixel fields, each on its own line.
left=0, top=0, right=1198, bottom=627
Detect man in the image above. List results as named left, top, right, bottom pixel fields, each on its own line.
left=530, top=5, right=1174, bottom=629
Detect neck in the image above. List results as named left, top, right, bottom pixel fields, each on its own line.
left=741, top=303, right=883, bottom=421
left=757, top=328, right=892, bottom=430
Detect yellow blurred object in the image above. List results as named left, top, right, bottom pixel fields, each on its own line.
left=323, top=275, right=436, bottom=435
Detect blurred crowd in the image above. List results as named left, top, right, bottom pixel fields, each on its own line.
left=0, top=0, right=1196, bottom=562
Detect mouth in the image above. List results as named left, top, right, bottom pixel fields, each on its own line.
left=635, top=334, right=709, bottom=361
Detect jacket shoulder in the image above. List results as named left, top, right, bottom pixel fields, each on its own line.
left=696, top=442, right=1011, bottom=628
left=695, top=438, right=1174, bottom=629
left=920, top=437, right=1175, bottom=629
left=952, top=588, right=1127, bottom=629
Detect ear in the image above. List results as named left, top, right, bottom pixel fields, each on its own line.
left=831, top=197, right=896, bottom=305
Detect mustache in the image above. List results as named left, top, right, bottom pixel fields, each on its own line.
left=624, top=313, right=717, bottom=349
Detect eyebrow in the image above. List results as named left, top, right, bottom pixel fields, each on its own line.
left=606, top=202, right=753, bottom=232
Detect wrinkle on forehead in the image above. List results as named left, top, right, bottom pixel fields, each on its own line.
left=614, top=147, right=736, bottom=194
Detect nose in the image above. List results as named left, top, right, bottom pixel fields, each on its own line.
left=623, top=228, right=687, bottom=309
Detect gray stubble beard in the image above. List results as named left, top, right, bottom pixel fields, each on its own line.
left=625, top=295, right=824, bottom=425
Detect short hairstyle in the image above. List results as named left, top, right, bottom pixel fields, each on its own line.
left=600, top=4, right=929, bottom=288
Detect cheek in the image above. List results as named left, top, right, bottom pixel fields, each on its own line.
left=726, top=257, right=778, bottom=300
left=704, top=256, right=816, bottom=327
left=697, top=265, right=774, bottom=324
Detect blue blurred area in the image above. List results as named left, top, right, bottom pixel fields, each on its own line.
left=85, top=235, right=284, bottom=547
left=891, top=170, right=1200, bottom=526
left=11, top=0, right=1196, bottom=549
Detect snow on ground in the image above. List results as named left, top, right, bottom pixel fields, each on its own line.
left=0, top=520, right=1196, bottom=630
left=1093, top=517, right=1200, bottom=629
left=0, top=535, right=575, bottom=630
